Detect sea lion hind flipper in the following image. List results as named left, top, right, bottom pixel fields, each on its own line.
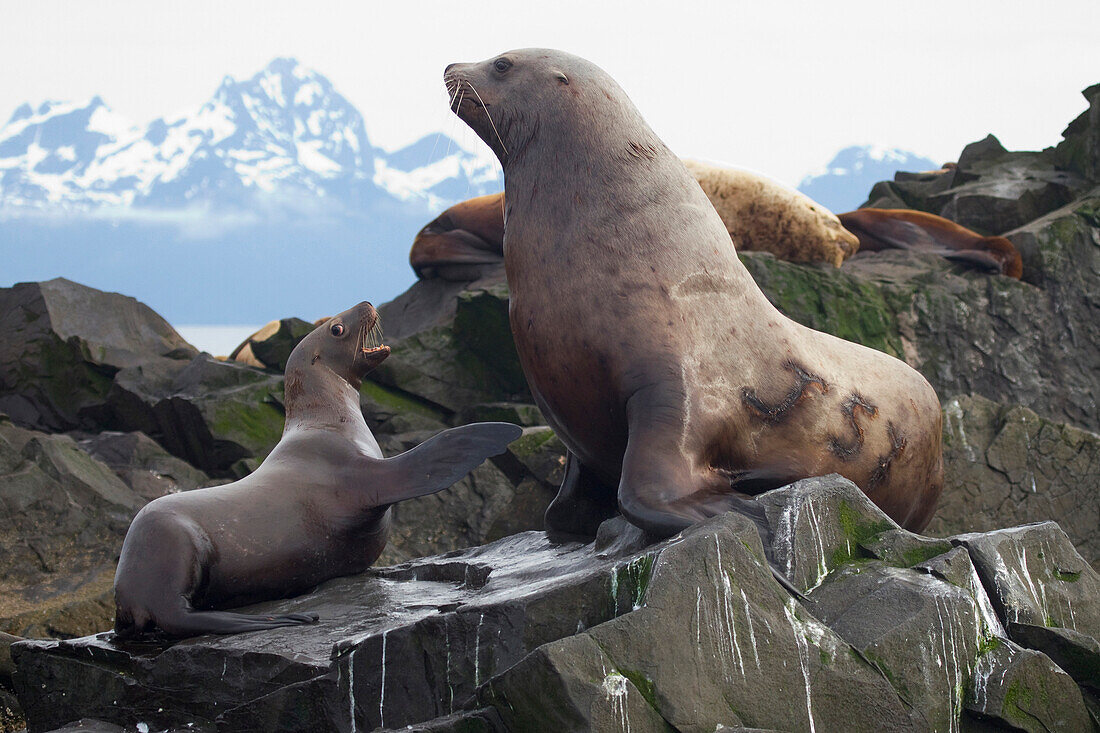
left=150, top=607, right=319, bottom=638
left=371, top=422, right=523, bottom=503
left=410, top=230, right=506, bottom=278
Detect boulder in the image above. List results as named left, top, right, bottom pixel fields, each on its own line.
left=227, top=317, right=315, bottom=371
left=930, top=394, right=1100, bottom=570
left=76, top=430, right=212, bottom=501
left=0, top=420, right=144, bottom=640
left=967, top=637, right=1092, bottom=732
left=860, top=133, right=1091, bottom=235
left=13, top=475, right=1098, bottom=732
left=1054, top=83, right=1100, bottom=184
left=369, top=270, right=529, bottom=415
left=0, top=278, right=197, bottom=432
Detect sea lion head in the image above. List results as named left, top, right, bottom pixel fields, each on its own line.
left=445, top=48, right=655, bottom=167
left=286, top=301, right=389, bottom=388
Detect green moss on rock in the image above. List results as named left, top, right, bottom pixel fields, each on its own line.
left=739, top=253, right=905, bottom=357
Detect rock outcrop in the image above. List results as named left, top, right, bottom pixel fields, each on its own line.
left=3, top=83, right=1100, bottom=733
left=12, top=476, right=1099, bottom=732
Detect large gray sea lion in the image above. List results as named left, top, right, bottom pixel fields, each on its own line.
left=114, top=301, right=521, bottom=638
left=445, top=49, right=943, bottom=544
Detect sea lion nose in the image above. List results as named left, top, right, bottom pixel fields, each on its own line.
left=445, top=63, right=458, bottom=75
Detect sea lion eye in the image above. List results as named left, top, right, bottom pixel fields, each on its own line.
left=330, top=323, right=345, bottom=337
left=493, top=58, right=512, bottom=73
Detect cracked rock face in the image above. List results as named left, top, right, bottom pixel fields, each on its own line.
left=12, top=475, right=1099, bottom=733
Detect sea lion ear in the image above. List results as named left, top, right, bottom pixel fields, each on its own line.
left=554, top=71, right=569, bottom=85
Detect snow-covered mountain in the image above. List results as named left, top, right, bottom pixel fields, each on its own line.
left=0, top=59, right=502, bottom=324
left=0, top=57, right=500, bottom=215
left=797, top=145, right=939, bottom=213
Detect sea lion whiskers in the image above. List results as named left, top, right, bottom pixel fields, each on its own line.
left=467, top=82, right=509, bottom=156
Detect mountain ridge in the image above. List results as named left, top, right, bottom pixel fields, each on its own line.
left=0, top=57, right=500, bottom=216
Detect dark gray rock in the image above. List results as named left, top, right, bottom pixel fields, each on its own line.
left=479, top=633, right=674, bottom=732
left=369, top=271, right=529, bottom=415
left=755, top=475, right=899, bottom=592
left=967, top=637, right=1092, bottom=733
left=0, top=422, right=144, bottom=639
left=1054, top=83, right=1100, bottom=184
left=953, top=522, right=1100, bottom=707
left=76, top=430, right=212, bottom=501
left=1006, top=624, right=1099, bottom=703
left=930, top=394, right=1100, bottom=570
left=0, top=278, right=197, bottom=432
left=11, top=524, right=657, bottom=732
left=496, top=513, right=912, bottom=733
left=11, top=475, right=1099, bottom=733
left=803, top=543, right=1000, bottom=731
left=457, top=403, right=545, bottom=428
left=859, top=133, right=1091, bottom=235
left=954, top=523, right=1099, bottom=639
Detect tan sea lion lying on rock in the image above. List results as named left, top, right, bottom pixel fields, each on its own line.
left=409, top=165, right=861, bottom=279
left=446, top=50, right=944, bottom=558
left=114, top=301, right=521, bottom=638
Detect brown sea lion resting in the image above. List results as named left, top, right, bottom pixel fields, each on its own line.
left=114, top=301, right=521, bottom=638
left=838, top=208, right=1023, bottom=279
left=410, top=192, right=507, bottom=280
left=446, top=50, right=943, bottom=550
left=410, top=165, right=861, bottom=279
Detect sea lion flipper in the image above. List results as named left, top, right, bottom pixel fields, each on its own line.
left=544, top=451, right=619, bottom=540
left=410, top=230, right=506, bottom=278
left=128, top=608, right=319, bottom=638
left=372, top=422, right=522, bottom=503
left=940, top=249, right=1004, bottom=273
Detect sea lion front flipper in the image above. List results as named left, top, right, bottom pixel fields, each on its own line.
left=544, top=451, right=619, bottom=540
left=940, top=248, right=1004, bottom=273
left=617, top=397, right=803, bottom=596
left=370, top=422, right=522, bottom=503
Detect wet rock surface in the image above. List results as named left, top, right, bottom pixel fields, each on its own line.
left=10, top=475, right=1099, bottom=733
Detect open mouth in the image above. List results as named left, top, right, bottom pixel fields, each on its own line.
left=360, top=318, right=387, bottom=355
left=445, top=77, right=484, bottom=114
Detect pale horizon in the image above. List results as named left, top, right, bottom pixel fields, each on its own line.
left=2, top=1, right=1097, bottom=187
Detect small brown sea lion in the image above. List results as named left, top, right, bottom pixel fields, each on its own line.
left=113, top=301, right=521, bottom=638
left=838, top=208, right=1023, bottom=279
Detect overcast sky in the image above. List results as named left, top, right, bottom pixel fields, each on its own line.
left=1, top=1, right=1097, bottom=186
